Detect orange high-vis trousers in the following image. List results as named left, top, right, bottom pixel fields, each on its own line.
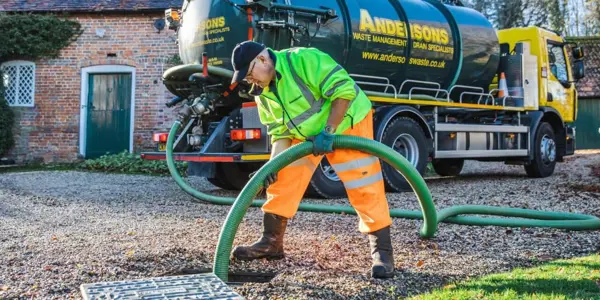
left=262, top=110, right=393, bottom=233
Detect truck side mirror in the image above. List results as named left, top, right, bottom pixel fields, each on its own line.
left=572, top=46, right=584, bottom=59
left=573, top=60, right=585, bottom=80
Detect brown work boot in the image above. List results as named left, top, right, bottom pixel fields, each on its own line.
left=232, top=213, right=288, bottom=260
left=368, top=226, right=395, bottom=279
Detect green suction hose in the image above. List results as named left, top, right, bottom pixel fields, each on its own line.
left=166, top=120, right=438, bottom=237
left=165, top=121, right=600, bottom=282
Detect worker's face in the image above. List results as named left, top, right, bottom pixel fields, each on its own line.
left=244, top=55, right=274, bottom=89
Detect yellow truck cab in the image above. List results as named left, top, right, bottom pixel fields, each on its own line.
left=497, top=27, right=584, bottom=124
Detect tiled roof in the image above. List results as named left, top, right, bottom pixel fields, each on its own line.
left=568, top=36, right=600, bottom=98
left=1, top=0, right=183, bottom=12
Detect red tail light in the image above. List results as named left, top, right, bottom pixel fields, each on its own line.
left=230, top=129, right=261, bottom=141
left=152, top=133, right=169, bottom=143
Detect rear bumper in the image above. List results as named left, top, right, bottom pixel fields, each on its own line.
left=140, top=152, right=271, bottom=162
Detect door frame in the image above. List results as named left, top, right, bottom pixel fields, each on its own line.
left=79, top=65, right=136, bottom=157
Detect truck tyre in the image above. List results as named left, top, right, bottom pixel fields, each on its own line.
left=207, top=177, right=236, bottom=190
left=305, top=158, right=347, bottom=199
left=208, top=162, right=261, bottom=190
left=525, top=122, right=557, bottom=178
left=207, top=163, right=240, bottom=190
left=380, top=117, right=429, bottom=192
left=432, top=159, right=464, bottom=176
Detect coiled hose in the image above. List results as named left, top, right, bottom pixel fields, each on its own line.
left=165, top=121, right=600, bottom=282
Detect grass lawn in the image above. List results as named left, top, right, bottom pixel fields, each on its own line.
left=410, top=253, right=600, bottom=300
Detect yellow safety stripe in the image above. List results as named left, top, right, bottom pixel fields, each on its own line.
left=344, top=172, right=384, bottom=189
left=240, top=154, right=271, bottom=161
left=332, top=156, right=379, bottom=173
left=368, top=96, right=527, bottom=111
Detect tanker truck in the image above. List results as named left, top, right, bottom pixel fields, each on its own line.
left=140, top=0, right=586, bottom=198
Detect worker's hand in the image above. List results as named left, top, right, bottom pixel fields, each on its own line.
left=249, top=170, right=278, bottom=188
left=307, top=130, right=335, bottom=156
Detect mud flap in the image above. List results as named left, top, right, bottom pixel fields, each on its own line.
left=565, top=125, right=576, bottom=156
left=187, top=117, right=230, bottom=178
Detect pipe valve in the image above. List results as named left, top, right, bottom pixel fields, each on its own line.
left=189, top=96, right=213, bottom=115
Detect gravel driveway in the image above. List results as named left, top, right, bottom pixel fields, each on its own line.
left=1, top=152, right=599, bottom=299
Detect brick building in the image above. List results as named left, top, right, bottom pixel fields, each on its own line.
left=1, top=0, right=183, bottom=163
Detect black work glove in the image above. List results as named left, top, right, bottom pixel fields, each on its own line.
left=249, top=170, right=278, bottom=188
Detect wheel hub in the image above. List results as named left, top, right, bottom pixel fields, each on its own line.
left=540, top=135, right=556, bottom=164
left=393, top=133, right=419, bottom=167
left=320, top=161, right=340, bottom=182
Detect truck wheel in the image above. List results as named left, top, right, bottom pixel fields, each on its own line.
left=208, top=162, right=261, bottom=190
left=380, top=117, right=429, bottom=192
left=432, top=159, right=464, bottom=176
left=525, top=122, right=557, bottom=178
left=305, top=158, right=347, bottom=199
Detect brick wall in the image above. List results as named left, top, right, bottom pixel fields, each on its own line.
left=6, top=12, right=180, bottom=163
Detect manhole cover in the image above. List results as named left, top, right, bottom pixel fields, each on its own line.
left=80, top=273, right=244, bottom=299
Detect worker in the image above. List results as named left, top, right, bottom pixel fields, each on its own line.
left=228, top=41, right=394, bottom=279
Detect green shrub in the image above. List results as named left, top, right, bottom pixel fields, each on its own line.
left=77, top=151, right=188, bottom=176
left=0, top=75, right=15, bottom=157
left=0, top=13, right=83, bottom=61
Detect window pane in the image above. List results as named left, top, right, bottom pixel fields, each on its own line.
left=548, top=44, right=568, bottom=83
left=0, top=61, right=35, bottom=107
left=1, top=65, right=18, bottom=105
left=18, top=64, right=35, bottom=105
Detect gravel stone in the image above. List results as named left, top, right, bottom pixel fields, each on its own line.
left=1, top=151, right=599, bottom=299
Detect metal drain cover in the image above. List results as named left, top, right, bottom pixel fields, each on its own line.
left=80, top=273, right=244, bottom=299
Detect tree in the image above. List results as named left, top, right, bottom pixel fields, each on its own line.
left=548, top=0, right=566, bottom=35
left=560, top=0, right=598, bottom=36
left=494, top=0, right=524, bottom=29
left=465, top=0, right=550, bottom=29
left=584, top=0, right=600, bottom=35
left=463, top=0, right=596, bottom=36
left=471, top=0, right=493, bottom=20
left=523, top=0, right=552, bottom=28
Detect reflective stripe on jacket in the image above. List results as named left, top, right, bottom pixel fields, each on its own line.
left=254, top=47, right=372, bottom=143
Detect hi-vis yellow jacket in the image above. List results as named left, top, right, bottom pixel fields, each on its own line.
left=254, top=47, right=372, bottom=143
